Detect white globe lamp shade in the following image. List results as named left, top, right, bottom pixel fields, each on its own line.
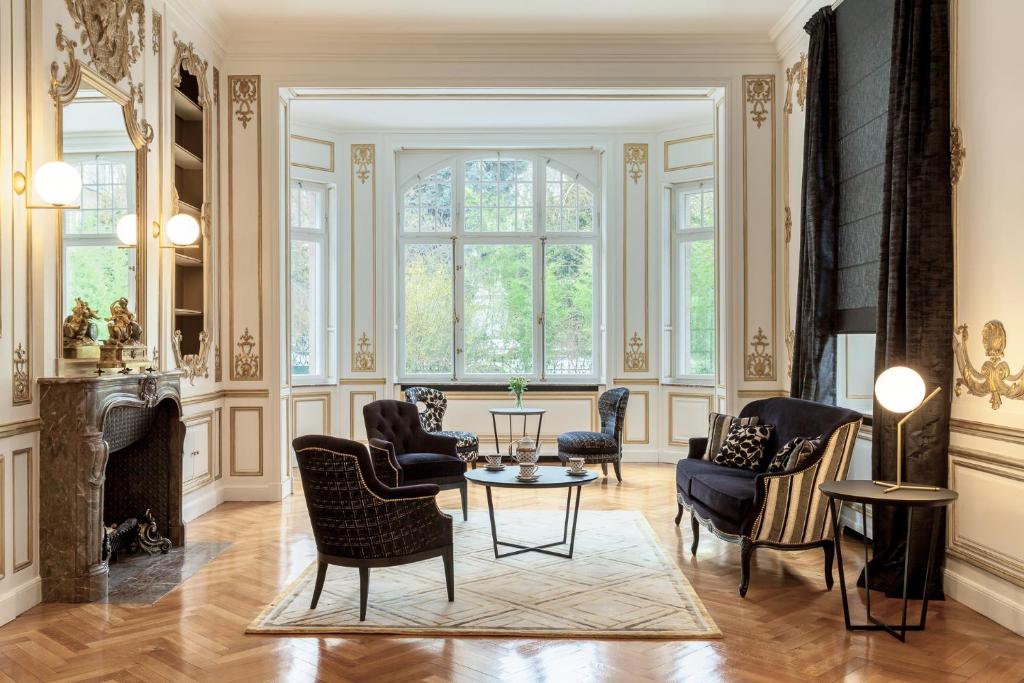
left=115, top=213, right=138, bottom=246
left=874, top=366, right=926, bottom=413
left=165, top=213, right=200, bottom=246
left=34, top=161, right=81, bottom=206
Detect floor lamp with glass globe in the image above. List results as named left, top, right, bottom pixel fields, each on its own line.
left=872, top=366, right=943, bottom=493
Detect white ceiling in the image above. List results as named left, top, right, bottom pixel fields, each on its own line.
left=290, top=96, right=714, bottom=132
left=204, top=0, right=794, bottom=36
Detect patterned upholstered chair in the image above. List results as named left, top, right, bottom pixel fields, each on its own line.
left=675, top=397, right=862, bottom=597
left=292, top=434, right=454, bottom=621
left=557, top=387, right=630, bottom=482
left=404, top=387, right=479, bottom=465
left=363, top=399, right=468, bottom=521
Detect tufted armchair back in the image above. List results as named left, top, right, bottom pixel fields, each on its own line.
left=598, top=388, right=630, bottom=442
left=403, top=387, right=448, bottom=432
left=363, top=400, right=428, bottom=455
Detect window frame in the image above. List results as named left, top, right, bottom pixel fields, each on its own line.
left=288, top=178, right=332, bottom=384
left=396, top=151, right=602, bottom=384
left=670, top=181, right=716, bottom=383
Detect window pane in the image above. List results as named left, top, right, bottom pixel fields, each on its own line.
left=545, top=166, right=594, bottom=233
left=464, top=159, right=533, bottom=232
left=545, top=244, right=593, bottom=375
left=64, top=245, right=136, bottom=340
left=65, top=154, right=133, bottom=236
left=403, top=243, right=453, bottom=374
left=463, top=244, right=533, bottom=373
left=403, top=167, right=452, bottom=233
left=682, top=239, right=715, bottom=375
left=290, top=239, right=321, bottom=376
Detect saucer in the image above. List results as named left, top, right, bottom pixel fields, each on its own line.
left=484, top=465, right=506, bottom=471
left=565, top=469, right=589, bottom=476
left=516, top=474, right=541, bottom=482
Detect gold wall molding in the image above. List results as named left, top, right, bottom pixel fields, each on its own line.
left=951, top=418, right=1024, bottom=445
left=663, top=134, right=713, bottom=173
left=292, top=392, right=333, bottom=437
left=667, top=392, right=714, bottom=447
left=229, top=406, right=264, bottom=476
left=953, top=320, right=1024, bottom=409
left=12, top=447, right=32, bottom=572
left=624, top=143, right=647, bottom=183
left=231, top=76, right=258, bottom=128
left=12, top=344, right=30, bottom=405
left=745, top=76, right=773, bottom=128
left=350, top=144, right=377, bottom=373
left=151, top=10, right=160, bottom=54
left=348, top=390, right=379, bottom=440
left=233, top=328, right=261, bottom=379
left=745, top=327, right=774, bottom=380
left=291, top=134, right=335, bottom=172
left=736, top=388, right=789, bottom=399
left=352, top=143, right=374, bottom=183
left=611, top=377, right=660, bottom=386
left=951, top=123, right=966, bottom=186
left=0, top=419, right=43, bottom=439
left=624, top=332, right=647, bottom=372
left=622, top=143, right=649, bottom=373
left=782, top=56, right=805, bottom=382
left=181, top=411, right=215, bottom=494
left=354, top=332, right=375, bottom=372
left=339, top=377, right=388, bottom=386
left=622, top=390, right=650, bottom=445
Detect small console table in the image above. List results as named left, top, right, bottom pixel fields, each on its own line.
left=488, top=406, right=546, bottom=455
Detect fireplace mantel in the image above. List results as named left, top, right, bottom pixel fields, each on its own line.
left=38, top=371, right=185, bottom=602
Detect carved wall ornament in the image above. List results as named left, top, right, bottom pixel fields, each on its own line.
left=785, top=329, right=795, bottom=379
left=746, top=327, right=775, bottom=380
left=212, top=67, right=220, bottom=105
left=63, top=0, right=146, bottom=84
left=785, top=53, right=808, bottom=115
left=352, top=144, right=374, bottom=184
left=233, top=328, right=261, bottom=379
left=354, top=332, right=375, bottom=371
left=953, top=320, right=1024, bottom=409
left=624, top=332, right=647, bottom=372
left=746, top=77, right=773, bottom=128
left=13, top=344, right=30, bottom=405
left=784, top=206, right=793, bottom=244
left=172, top=330, right=210, bottom=385
left=624, top=144, right=647, bottom=184
left=151, top=10, right=160, bottom=54
left=231, top=76, right=258, bottom=128
left=137, top=374, right=159, bottom=407
left=214, top=342, right=222, bottom=382
left=172, top=35, right=209, bottom=105
left=951, top=123, right=966, bottom=185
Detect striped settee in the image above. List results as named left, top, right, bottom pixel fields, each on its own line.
left=675, top=397, right=862, bottom=597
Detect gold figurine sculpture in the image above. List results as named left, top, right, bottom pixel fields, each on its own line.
left=105, top=297, right=144, bottom=346
left=63, top=298, right=101, bottom=358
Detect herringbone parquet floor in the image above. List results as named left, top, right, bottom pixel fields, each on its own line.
left=0, top=464, right=1021, bottom=682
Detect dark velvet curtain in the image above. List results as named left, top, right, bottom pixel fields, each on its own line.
left=861, top=0, right=952, bottom=600
left=791, top=7, right=839, bottom=404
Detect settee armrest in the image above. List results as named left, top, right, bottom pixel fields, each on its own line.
left=368, top=438, right=402, bottom=487
left=687, top=437, right=708, bottom=459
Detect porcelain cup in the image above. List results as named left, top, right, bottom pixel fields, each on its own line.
left=518, top=463, right=539, bottom=479
left=568, top=457, right=586, bottom=474
left=485, top=454, right=503, bottom=468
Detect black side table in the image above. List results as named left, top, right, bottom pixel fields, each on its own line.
left=819, top=480, right=957, bottom=642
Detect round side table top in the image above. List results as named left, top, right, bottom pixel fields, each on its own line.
left=488, top=407, right=547, bottom=416
left=465, top=465, right=597, bottom=489
left=819, top=479, right=957, bottom=507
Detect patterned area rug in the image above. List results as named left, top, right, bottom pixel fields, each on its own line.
left=248, top=511, right=719, bottom=639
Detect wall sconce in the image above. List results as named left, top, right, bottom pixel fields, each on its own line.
left=116, top=213, right=138, bottom=246
left=152, top=212, right=201, bottom=248
left=13, top=161, right=82, bottom=209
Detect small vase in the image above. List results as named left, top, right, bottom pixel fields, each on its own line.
left=513, top=393, right=524, bottom=409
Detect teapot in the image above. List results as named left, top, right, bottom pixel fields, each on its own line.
left=509, top=437, right=539, bottom=464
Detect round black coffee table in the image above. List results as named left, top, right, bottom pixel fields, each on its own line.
left=820, top=479, right=957, bottom=642
left=465, top=465, right=598, bottom=559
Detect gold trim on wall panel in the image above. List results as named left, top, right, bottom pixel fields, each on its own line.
left=229, top=406, right=264, bottom=476
left=782, top=54, right=807, bottom=380
left=951, top=418, right=1024, bottom=446
left=17, top=0, right=32, bottom=401
left=0, top=418, right=42, bottom=438
left=622, top=143, right=649, bottom=373
left=214, top=406, right=223, bottom=480
left=663, top=133, right=713, bottom=173
left=12, top=447, right=31, bottom=572
left=951, top=0, right=961, bottom=324
left=948, top=447, right=1024, bottom=588
left=338, top=377, right=388, bottom=386
left=349, top=390, right=378, bottom=440
left=611, top=377, right=659, bottom=385
left=182, top=411, right=215, bottom=494
left=214, top=65, right=222, bottom=383
left=623, top=390, right=650, bottom=445
left=667, top=392, right=714, bottom=447
left=291, top=134, right=335, bottom=172
left=0, top=456, right=4, bottom=578
left=350, top=144, right=377, bottom=373
left=742, top=75, right=777, bottom=382
left=292, top=391, right=332, bottom=438
left=228, top=76, right=263, bottom=381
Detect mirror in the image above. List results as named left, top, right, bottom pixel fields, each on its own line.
left=57, top=67, right=147, bottom=360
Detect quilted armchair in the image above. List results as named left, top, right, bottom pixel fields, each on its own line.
left=557, top=387, right=630, bottom=482
left=292, top=434, right=454, bottom=621
left=363, top=399, right=468, bottom=520
left=675, top=397, right=861, bottom=596
left=404, top=386, right=480, bottom=464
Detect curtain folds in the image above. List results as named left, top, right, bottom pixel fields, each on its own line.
left=791, top=7, right=839, bottom=403
left=862, top=0, right=953, bottom=600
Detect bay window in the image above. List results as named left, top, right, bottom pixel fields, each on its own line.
left=289, top=180, right=330, bottom=380
left=398, top=153, right=600, bottom=382
left=671, top=182, right=716, bottom=379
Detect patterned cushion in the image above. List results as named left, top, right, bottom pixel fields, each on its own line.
left=557, top=431, right=618, bottom=455
left=766, top=435, right=824, bottom=473
left=705, top=413, right=760, bottom=461
left=712, top=424, right=775, bottom=471
left=404, top=387, right=447, bottom=433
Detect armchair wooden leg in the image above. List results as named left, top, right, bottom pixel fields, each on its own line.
left=823, top=540, right=835, bottom=591
left=739, top=539, right=754, bottom=597
left=442, top=545, right=455, bottom=602
left=358, top=567, right=370, bottom=621
left=459, top=482, right=468, bottom=521
left=310, top=561, right=328, bottom=609
left=612, top=459, right=622, bottom=483
left=601, top=462, right=608, bottom=476
left=674, top=503, right=684, bottom=526
left=690, top=514, right=700, bottom=555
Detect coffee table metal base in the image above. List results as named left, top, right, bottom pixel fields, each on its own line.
left=484, top=485, right=583, bottom=559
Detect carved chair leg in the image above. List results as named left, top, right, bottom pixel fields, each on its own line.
left=601, top=462, right=608, bottom=476
left=442, top=545, right=455, bottom=602
left=823, top=540, right=835, bottom=591
left=690, top=514, right=700, bottom=555
left=310, top=561, right=328, bottom=609
left=459, top=483, right=468, bottom=521
left=359, top=566, right=370, bottom=621
left=674, top=503, right=684, bottom=526
left=612, top=459, right=622, bottom=483
left=739, top=539, right=754, bottom=598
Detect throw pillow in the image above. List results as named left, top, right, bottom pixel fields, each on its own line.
left=713, top=423, right=775, bottom=471
left=766, top=435, right=825, bottom=473
left=705, top=412, right=760, bottom=460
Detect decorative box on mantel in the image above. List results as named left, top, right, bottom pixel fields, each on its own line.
left=38, top=371, right=186, bottom=602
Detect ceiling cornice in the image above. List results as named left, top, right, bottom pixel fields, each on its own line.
left=770, top=0, right=830, bottom=58
left=165, top=0, right=230, bottom=60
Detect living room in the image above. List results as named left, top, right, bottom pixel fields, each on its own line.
left=0, top=0, right=1021, bottom=680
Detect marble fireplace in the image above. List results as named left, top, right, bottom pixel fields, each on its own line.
left=38, top=371, right=185, bottom=602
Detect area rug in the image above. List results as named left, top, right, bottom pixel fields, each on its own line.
left=248, top=511, right=719, bottom=639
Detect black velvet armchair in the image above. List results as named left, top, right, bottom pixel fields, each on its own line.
left=292, top=434, right=454, bottom=621
left=363, top=399, right=468, bottom=520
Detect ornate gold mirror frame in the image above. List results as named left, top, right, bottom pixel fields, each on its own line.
left=52, top=27, right=152, bottom=367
